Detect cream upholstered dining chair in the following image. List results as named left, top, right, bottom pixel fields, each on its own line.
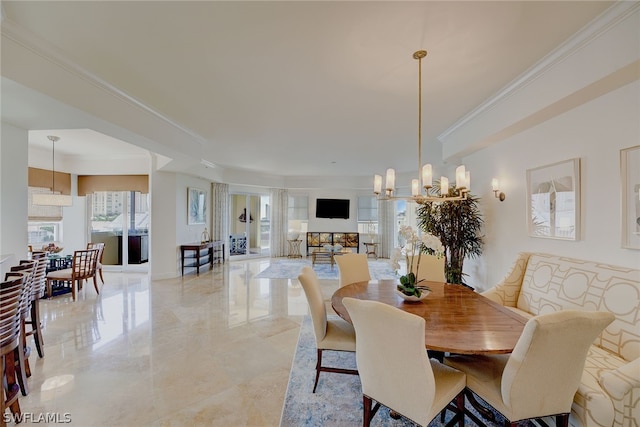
left=297, top=266, right=358, bottom=393
left=408, top=255, right=446, bottom=283
left=343, top=297, right=466, bottom=427
left=335, top=253, right=371, bottom=288
left=445, top=310, right=615, bottom=427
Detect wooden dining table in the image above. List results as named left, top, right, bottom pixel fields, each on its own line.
left=331, top=279, right=527, bottom=355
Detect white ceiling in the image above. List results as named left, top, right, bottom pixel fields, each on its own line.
left=1, top=1, right=615, bottom=178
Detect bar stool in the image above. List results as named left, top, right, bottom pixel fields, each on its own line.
left=0, top=276, right=24, bottom=424
left=24, top=252, right=47, bottom=358
left=5, top=262, right=36, bottom=396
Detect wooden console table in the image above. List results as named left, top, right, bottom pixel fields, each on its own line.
left=180, top=241, right=224, bottom=276
left=306, top=232, right=359, bottom=255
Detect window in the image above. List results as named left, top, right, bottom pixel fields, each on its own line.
left=28, top=221, right=62, bottom=246
left=357, top=196, right=378, bottom=241
left=288, top=195, right=308, bottom=235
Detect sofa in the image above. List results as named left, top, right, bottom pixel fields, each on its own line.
left=482, top=252, right=639, bottom=427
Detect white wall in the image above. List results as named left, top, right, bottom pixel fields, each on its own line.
left=462, top=81, right=640, bottom=292
left=176, top=174, right=211, bottom=245
left=60, top=176, right=87, bottom=256
left=149, top=168, right=177, bottom=279
left=0, top=122, right=28, bottom=276
left=444, top=6, right=640, bottom=291
left=150, top=171, right=211, bottom=279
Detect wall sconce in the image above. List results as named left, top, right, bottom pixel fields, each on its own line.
left=492, top=178, right=506, bottom=202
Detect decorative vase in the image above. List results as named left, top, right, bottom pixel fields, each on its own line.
left=395, top=288, right=430, bottom=302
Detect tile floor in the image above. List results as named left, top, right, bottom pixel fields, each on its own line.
left=13, top=258, right=338, bottom=426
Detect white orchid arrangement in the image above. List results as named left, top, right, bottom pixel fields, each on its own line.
left=391, top=226, right=444, bottom=297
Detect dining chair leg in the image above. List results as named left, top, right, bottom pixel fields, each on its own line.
left=93, top=275, right=100, bottom=295
left=363, top=395, right=372, bottom=427
left=557, top=414, right=569, bottom=427
left=313, top=349, right=323, bottom=393
left=455, top=391, right=465, bottom=427
left=99, top=268, right=104, bottom=284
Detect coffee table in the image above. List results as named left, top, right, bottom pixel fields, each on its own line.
left=311, top=249, right=350, bottom=267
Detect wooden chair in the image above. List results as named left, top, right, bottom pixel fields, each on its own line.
left=335, top=253, right=371, bottom=288
left=445, top=310, right=615, bottom=427
left=5, top=262, right=36, bottom=396
left=343, top=297, right=466, bottom=427
left=46, top=249, right=99, bottom=301
left=23, top=252, right=46, bottom=358
left=87, top=242, right=105, bottom=292
left=297, top=266, right=358, bottom=393
left=0, top=277, right=24, bottom=425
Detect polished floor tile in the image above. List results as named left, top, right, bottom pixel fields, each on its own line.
left=13, top=258, right=336, bottom=426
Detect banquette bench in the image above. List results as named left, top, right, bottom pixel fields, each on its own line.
left=482, top=252, right=639, bottom=427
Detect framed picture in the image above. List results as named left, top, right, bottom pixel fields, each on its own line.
left=188, top=187, right=206, bottom=225
left=621, top=145, right=640, bottom=249
left=526, top=158, right=581, bottom=240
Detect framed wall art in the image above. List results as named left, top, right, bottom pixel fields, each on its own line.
left=526, top=158, right=581, bottom=240
left=188, top=187, right=206, bottom=225
left=621, top=145, right=640, bottom=249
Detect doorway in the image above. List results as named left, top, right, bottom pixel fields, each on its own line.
left=229, top=193, right=270, bottom=258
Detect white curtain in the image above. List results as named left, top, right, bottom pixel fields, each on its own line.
left=212, top=183, right=230, bottom=259
left=377, top=200, right=395, bottom=258
left=270, top=188, right=288, bottom=257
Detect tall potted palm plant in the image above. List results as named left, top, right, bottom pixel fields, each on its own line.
left=416, top=186, right=484, bottom=285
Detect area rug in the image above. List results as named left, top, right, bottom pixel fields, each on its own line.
left=256, top=259, right=397, bottom=281
left=280, top=316, right=535, bottom=427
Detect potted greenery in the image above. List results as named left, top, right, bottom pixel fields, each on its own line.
left=416, top=186, right=484, bottom=285
left=390, top=226, right=444, bottom=299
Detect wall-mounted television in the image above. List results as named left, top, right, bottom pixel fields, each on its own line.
left=315, top=198, right=350, bottom=219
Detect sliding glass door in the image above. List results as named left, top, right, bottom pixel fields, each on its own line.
left=229, top=193, right=270, bottom=258
left=89, top=191, right=149, bottom=269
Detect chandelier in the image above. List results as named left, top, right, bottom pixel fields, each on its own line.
left=374, top=50, right=470, bottom=203
left=32, top=135, right=73, bottom=207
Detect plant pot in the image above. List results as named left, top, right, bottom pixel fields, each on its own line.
left=395, top=288, right=430, bottom=302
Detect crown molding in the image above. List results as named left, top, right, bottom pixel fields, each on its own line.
left=438, top=1, right=640, bottom=143
left=1, top=18, right=208, bottom=146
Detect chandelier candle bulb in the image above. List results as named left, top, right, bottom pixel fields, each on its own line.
left=422, top=164, right=432, bottom=188
left=441, top=176, right=449, bottom=195
left=456, top=165, right=466, bottom=189
left=374, top=174, right=383, bottom=195
left=385, top=168, right=395, bottom=192
left=411, top=179, right=420, bottom=196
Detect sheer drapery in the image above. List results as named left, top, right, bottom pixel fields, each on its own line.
left=270, top=188, right=288, bottom=257
left=212, top=183, right=230, bottom=259
left=377, top=200, right=395, bottom=258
